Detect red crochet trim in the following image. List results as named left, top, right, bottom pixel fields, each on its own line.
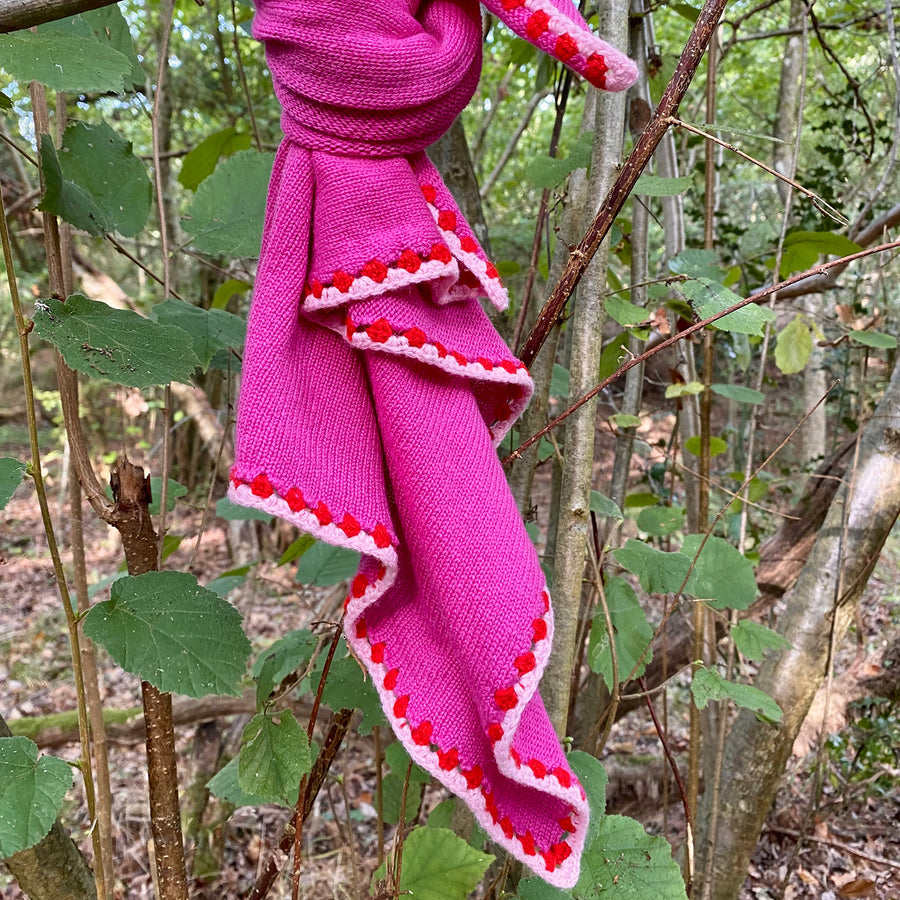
left=350, top=584, right=581, bottom=872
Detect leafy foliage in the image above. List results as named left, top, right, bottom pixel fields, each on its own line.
left=0, top=737, right=72, bottom=858
left=588, top=576, right=654, bottom=688
left=692, top=666, right=783, bottom=722
left=238, top=711, right=310, bottom=807
left=152, top=298, right=246, bottom=372
left=730, top=621, right=791, bottom=662
left=33, top=295, right=200, bottom=388
left=0, top=459, right=27, bottom=510
left=179, top=127, right=253, bottom=191
left=38, top=123, right=151, bottom=237
left=83, top=571, right=251, bottom=698
left=295, top=541, right=361, bottom=586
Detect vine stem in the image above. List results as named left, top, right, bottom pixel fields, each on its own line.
left=518, top=0, right=730, bottom=368
left=503, top=240, right=900, bottom=467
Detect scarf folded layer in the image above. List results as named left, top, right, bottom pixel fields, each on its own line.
left=231, top=0, right=636, bottom=886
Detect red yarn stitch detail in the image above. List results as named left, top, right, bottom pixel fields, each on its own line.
left=459, top=270, right=480, bottom=289
left=429, top=243, right=453, bottom=264
left=421, top=184, right=437, bottom=205
left=477, top=357, right=494, bottom=371
left=333, top=270, right=353, bottom=292
left=533, top=618, right=548, bottom=642
left=339, top=513, right=361, bottom=537
left=500, top=360, right=519, bottom=374
left=394, top=695, right=409, bottom=718
left=555, top=33, right=578, bottom=63
left=585, top=53, right=609, bottom=89
left=463, top=765, right=483, bottom=789
left=451, top=351, right=468, bottom=367
left=398, top=249, right=422, bottom=273
left=487, top=723, right=504, bottom=743
left=460, top=236, right=478, bottom=253
left=495, top=687, right=518, bottom=711
left=434, top=341, right=448, bottom=358
left=501, top=817, right=514, bottom=839
left=528, top=759, right=547, bottom=779
left=366, top=318, right=393, bottom=344
left=553, top=767, right=572, bottom=788
left=502, top=0, right=525, bottom=7
left=310, top=280, right=324, bottom=299
left=285, top=487, right=305, bottom=513
left=377, top=565, right=387, bottom=580
left=313, top=501, right=332, bottom=526
left=526, top=10, right=550, bottom=39
left=251, top=474, right=274, bottom=498
left=372, top=524, right=392, bottom=549
left=484, top=790, right=500, bottom=824
left=370, top=642, right=386, bottom=664
left=361, top=259, right=388, bottom=283
left=519, top=832, right=537, bottom=856
left=511, top=747, right=521, bottom=766
left=355, top=619, right=367, bottom=640
left=559, top=816, right=576, bottom=833
left=351, top=575, right=368, bottom=599
left=552, top=842, right=572, bottom=864
left=542, top=590, right=551, bottom=612
left=493, top=399, right=512, bottom=423
left=485, top=262, right=500, bottom=280
left=345, top=315, right=355, bottom=342
left=437, top=210, right=457, bottom=232
left=514, top=652, right=536, bottom=676
left=383, top=668, right=399, bottom=691
left=541, top=851, right=557, bottom=873
left=403, top=327, right=427, bottom=349
left=411, top=720, right=433, bottom=746
left=437, top=747, right=459, bottom=771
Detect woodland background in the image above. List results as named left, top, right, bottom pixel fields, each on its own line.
left=1, top=0, right=899, bottom=899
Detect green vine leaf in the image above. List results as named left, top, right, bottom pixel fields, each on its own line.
left=681, top=534, right=757, bottom=611
left=588, top=576, right=654, bottom=689
left=0, top=737, right=72, bottom=858
left=82, top=571, right=251, bottom=698
left=237, top=711, right=310, bottom=807
left=692, top=666, right=783, bottom=722
left=33, top=294, right=200, bottom=388
left=0, top=458, right=27, bottom=510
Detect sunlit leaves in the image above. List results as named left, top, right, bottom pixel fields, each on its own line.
left=775, top=315, right=813, bottom=374
left=179, top=127, right=253, bottom=191
left=33, top=295, right=199, bottom=388
left=0, top=738, right=72, bottom=858
left=38, top=124, right=151, bottom=237
left=82, top=571, right=251, bottom=698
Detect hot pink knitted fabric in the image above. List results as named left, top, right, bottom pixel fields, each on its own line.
left=229, top=0, right=636, bottom=886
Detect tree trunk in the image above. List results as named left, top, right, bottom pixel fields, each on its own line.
left=0, top=715, right=97, bottom=900
left=696, top=358, right=900, bottom=900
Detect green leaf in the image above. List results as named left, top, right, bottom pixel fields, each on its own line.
left=691, top=666, right=782, bottom=722
left=147, top=477, right=188, bottom=515
left=278, top=534, right=316, bottom=567
left=0, top=30, right=131, bottom=93
left=589, top=490, right=623, bottom=521
left=38, top=124, right=151, bottom=237
left=0, top=458, right=27, bottom=509
left=212, top=278, right=252, bottom=310
left=636, top=505, right=685, bottom=536
left=252, top=628, right=319, bottom=708
left=711, top=383, right=765, bottom=405
left=381, top=772, right=423, bottom=824
left=850, top=330, right=898, bottom=349
left=598, top=333, right=629, bottom=382
left=238, top=711, right=310, bottom=807
left=576, top=815, right=688, bottom=899
left=681, top=534, right=757, bottom=610
left=394, top=827, right=495, bottom=900
left=183, top=150, right=275, bottom=257
left=426, top=799, right=456, bottom=830
left=588, top=576, right=654, bottom=688
left=524, top=131, right=593, bottom=189
left=216, top=497, right=272, bottom=522
left=178, top=127, right=253, bottom=191
left=518, top=878, right=573, bottom=899
left=205, top=573, right=247, bottom=598
left=295, top=541, right=360, bottom=587
left=384, top=741, right=431, bottom=785
left=567, top=751, right=608, bottom=846
left=683, top=435, right=729, bottom=457
left=605, top=295, right=647, bottom=326
left=82, top=571, right=251, bottom=697
left=550, top=364, right=570, bottom=398
left=33, top=294, right=200, bottom=388
left=665, top=381, right=704, bottom=398
left=206, top=755, right=269, bottom=808
left=774, top=315, right=813, bottom=375
left=633, top=174, right=693, bottom=196
left=0, top=737, right=72, bottom=858
left=623, top=491, right=658, bottom=509
left=609, top=413, right=642, bottom=429
left=0, top=91, right=12, bottom=110
left=153, top=298, right=246, bottom=372
left=313, top=654, right=386, bottom=735
left=730, top=621, right=791, bottom=662
left=670, top=3, right=700, bottom=22
left=613, top=540, right=691, bottom=595
left=680, top=278, right=775, bottom=336
left=779, top=231, right=861, bottom=278
left=668, top=249, right=721, bottom=281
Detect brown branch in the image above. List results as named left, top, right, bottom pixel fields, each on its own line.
left=0, top=0, right=118, bottom=32
left=504, top=240, right=900, bottom=465
left=518, top=0, right=729, bottom=368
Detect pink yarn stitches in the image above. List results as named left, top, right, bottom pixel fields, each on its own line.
left=230, top=0, right=636, bottom=886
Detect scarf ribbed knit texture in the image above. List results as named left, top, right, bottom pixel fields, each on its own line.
left=229, top=0, right=636, bottom=886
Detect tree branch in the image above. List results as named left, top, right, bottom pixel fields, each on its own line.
left=0, top=0, right=119, bottom=32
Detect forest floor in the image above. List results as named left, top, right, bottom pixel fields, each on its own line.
left=1, top=428, right=899, bottom=900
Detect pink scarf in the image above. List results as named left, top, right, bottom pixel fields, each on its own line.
left=229, top=0, right=635, bottom=885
